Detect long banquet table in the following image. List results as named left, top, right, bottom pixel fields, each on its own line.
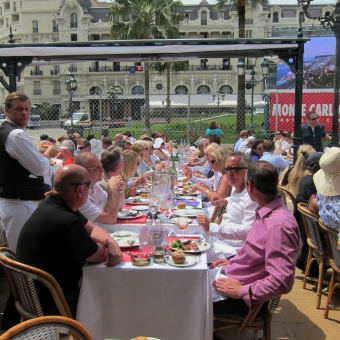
left=77, top=202, right=213, bottom=340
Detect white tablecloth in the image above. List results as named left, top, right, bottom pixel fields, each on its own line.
left=77, top=256, right=213, bottom=340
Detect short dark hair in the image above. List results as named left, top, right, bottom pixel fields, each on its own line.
left=251, top=140, right=263, bottom=155
left=86, top=134, right=96, bottom=141
left=207, top=134, right=221, bottom=145
left=102, top=137, right=112, bottom=147
left=114, top=140, right=130, bottom=150
left=307, top=110, right=317, bottom=119
left=122, top=131, right=132, bottom=137
left=46, top=137, right=56, bottom=144
left=151, top=131, right=158, bottom=139
left=40, top=134, right=49, bottom=140
left=101, top=146, right=122, bottom=172
left=263, top=140, right=275, bottom=152
left=5, top=92, right=30, bottom=109
left=247, top=161, right=278, bottom=195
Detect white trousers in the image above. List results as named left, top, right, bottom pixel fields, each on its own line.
left=0, top=199, right=38, bottom=252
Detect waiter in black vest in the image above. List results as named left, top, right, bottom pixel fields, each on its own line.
left=0, top=92, right=51, bottom=251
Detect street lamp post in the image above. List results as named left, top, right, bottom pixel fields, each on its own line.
left=107, top=85, right=123, bottom=127
left=65, top=69, right=77, bottom=133
left=299, top=0, right=340, bottom=147
left=238, top=58, right=269, bottom=131
left=212, top=91, right=225, bottom=114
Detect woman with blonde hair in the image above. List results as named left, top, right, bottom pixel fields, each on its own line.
left=183, top=144, right=231, bottom=207
left=122, top=150, right=145, bottom=198
left=280, top=144, right=315, bottom=196
left=131, top=143, right=153, bottom=177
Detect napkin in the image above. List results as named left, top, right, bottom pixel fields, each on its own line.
left=174, top=200, right=199, bottom=207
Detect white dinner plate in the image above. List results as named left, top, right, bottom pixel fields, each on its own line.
left=169, top=240, right=211, bottom=253
left=176, top=190, right=200, bottom=195
left=126, top=197, right=149, bottom=205
left=168, top=217, right=193, bottom=224
left=110, top=231, right=139, bottom=248
left=131, top=205, right=149, bottom=211
left=117, top=210, right=143, bottom=220
left=173, top=208, right=204, bottom=217
left=49, top=159, right=62, bottom=167
left=165, top=255, right=197, bottom=267
left=176, top=195, right=197, bottom=200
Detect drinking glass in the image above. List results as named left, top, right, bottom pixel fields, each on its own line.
left=177, top=217, right=190, bottom=240
left=138, top=226, right=150, bottom=252
left=149, top=193, right=159, bottom=221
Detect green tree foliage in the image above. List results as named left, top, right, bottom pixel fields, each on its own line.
left=107, top=0, right=183, bottom=131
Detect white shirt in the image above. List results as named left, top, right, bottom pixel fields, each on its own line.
left=149, top=154, right=159, bottom=165
left=191, top=171, right=221, bottom=191
left=5, top=119, right=50, bottom=177
left=209, top=188, right=258, bottom=256
left=234, top=138, right=244, bottom=152
left=79, top=183, right=108, bottom=226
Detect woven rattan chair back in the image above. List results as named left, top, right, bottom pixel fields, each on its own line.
left=0, top=316, right=93, bottom=340
left=214, top=296, right=281, bottom=340
left=277, top=185, right=296, bottom=213
left=297, top=203, right=330, bottom=308
left=210, top=206, right=223, bottom=223
left=297, top=203, right=324, bottom=254
left=0, top=218, right=7, bottom=247
left=318, top=220, right=340, bottom=319
left=0, top=247, right=72, bottom=321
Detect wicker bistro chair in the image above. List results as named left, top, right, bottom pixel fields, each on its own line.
left=297, top=203, right=330, bottom=309
left=277, top=185, right=296, bottom=214
left=318, top=220, right=340, bottom=319
left=0, top=218, right=8, bottom=247
left=0, top=247, right=72, bottom=321
left=0, top=316, right=93, bottom=340
left=214, top=296, right=281, bottom=340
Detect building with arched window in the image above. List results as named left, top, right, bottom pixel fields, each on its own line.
left=0, top=0, right=335, bottom=118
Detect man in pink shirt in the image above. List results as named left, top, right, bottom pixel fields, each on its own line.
left=211, top=161, right=302, bottom=323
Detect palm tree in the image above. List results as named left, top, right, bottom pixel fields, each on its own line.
left=107, top=0, right=183, bottom=131
left=216, top=0, right=268, bottom=133
left=150, top=61, right=189, bottom=123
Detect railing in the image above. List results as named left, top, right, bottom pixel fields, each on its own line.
left=30, top=70, right=43, bottom=76
left=201, top=20, right=207, bottom=25
left=188, top=64, right=232, bottom=71
left=32, top=27, right=38, bottom=33
left=50, top=70, right=59, bottom=75
left=245, top=19, right=253, bottom=25
left=53, top=89, right=61, bottom=95
left=53, top=26, right=58, bottom=32
left=70, top=22, right=78, bottom=28
left=88, top=65, right=131, bottom=72
left=33, top=90, right=42, bottom=95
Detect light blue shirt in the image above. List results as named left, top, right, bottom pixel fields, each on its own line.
left=317, top=193, right=340, bottom=231
left=191, top=162, right=211, bottom=177
left=260, top=152, right=289, bottom=172
left=234, top=138, right=244, bottom=152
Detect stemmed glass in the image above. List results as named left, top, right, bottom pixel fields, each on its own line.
left=177, top=217, right=190, bottom=240
left=149, top=193, right=159, bottom=222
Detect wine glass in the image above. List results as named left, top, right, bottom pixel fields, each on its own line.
left=177, top=217, right=190, bottom=240
left=149, top=193, right=159, bottom=222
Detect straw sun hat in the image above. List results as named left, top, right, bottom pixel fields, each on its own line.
left=313, top=147, right=340, bottom=196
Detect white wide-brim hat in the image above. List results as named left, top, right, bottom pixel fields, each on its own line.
left=313, top=147, right=340, bottom=196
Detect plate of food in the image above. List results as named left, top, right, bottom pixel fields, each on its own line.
left=110, top=230, right=139, bottom=248
left=176, top=190, right=200, bottom=195
left=176, top=195, right=197, bottom=200
left=173, top=208, right=204, bottom=217
left=165, top=251, right=197, bottom=267
left=131, top=205, right=149, bottom=211
left=126, top=197, right=149, bottom=205
left=117, top=210, right=143, bottom=219
left=49, top=159, right=62, bottom=167
left=169, top=239, right=211, bottom=253
left=168, top=217, right=193, bottom=224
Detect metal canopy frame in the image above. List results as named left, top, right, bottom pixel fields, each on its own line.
left=0, top=37, right=309, bottom=159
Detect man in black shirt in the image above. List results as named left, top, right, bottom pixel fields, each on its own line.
left=301, top=111, right=330, bottom=152
left=16, top=164, right=122, bottom=317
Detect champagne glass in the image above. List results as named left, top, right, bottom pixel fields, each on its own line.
left=149, top=193, right=159, bottom=222
left=138, top=226, right=150, bottom=252
left=177, top=217, right=190, bottom=240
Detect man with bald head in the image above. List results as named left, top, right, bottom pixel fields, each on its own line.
left=16, top=164, right=122, bottom=318
left=113, top=133, right=124, bottom=142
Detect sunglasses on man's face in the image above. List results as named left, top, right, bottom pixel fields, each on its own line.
left=78, top=146, right=85, bottom=150
left=224, top=167, right=248, bottom=174
left=309, top=117, right=319, bottom=121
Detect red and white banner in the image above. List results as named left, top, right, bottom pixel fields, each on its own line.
left=269, top=92, right=340, bottom=132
